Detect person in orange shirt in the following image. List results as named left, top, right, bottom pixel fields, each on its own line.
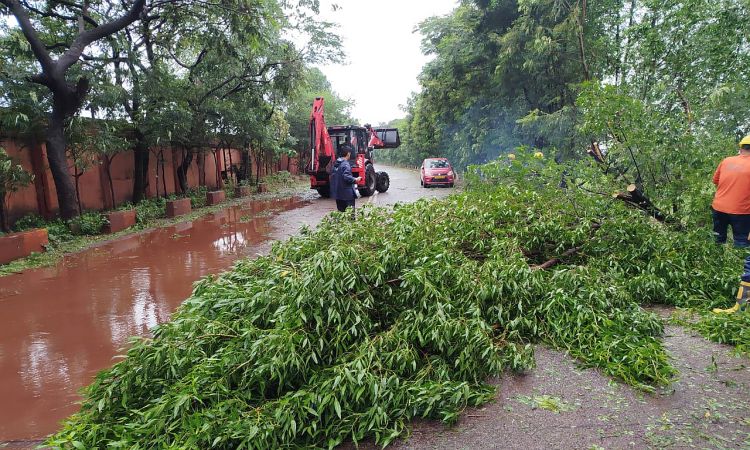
left=712, top=136, right=750, bottom=314
left=711, top=136, right=750, bottom=247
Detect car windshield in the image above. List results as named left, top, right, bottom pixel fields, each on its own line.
left=428, top=160, right=449, bottom=169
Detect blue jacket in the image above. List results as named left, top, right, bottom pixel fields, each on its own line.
left=331, top=157, right=357, bottom=201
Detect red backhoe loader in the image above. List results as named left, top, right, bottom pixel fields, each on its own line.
left=307, top=97, right=400, bottom=198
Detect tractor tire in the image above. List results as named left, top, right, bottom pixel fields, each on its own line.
left=375, top=171, right=390, bottom=193
left=316, top=186, right=330, bottom=198
left=358, top=164, right=377, bottom=197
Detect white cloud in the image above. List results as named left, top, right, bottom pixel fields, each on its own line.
left=315, top=0, right=458, bottom=124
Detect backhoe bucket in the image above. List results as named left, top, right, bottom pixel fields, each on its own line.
left=373, top=128, right=401, bottom=149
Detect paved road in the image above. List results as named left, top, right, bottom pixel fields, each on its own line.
left=263, top=164, right=454, bottom=246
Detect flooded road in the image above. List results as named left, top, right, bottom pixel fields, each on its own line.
left=0, top=165, right=452, bottom=443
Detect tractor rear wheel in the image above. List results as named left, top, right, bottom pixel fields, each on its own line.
left=358, top=165, right=377, bottom=197
left=376, top=171, right=390, bottom=193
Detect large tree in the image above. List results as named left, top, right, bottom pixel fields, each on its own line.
left=387, top=0, right=621, bottom=168
left=0, top=0, right=146, bottom=219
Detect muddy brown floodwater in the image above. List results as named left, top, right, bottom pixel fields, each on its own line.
left=0, top=165, right=452, bottom=445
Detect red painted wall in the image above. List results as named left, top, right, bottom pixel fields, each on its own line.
left=2, top=138, right=298, bottom=227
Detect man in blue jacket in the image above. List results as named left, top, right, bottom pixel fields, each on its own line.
left=330, top=144, right=361, bottom=217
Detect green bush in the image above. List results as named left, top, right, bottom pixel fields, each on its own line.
left=134, top=197, right=167, bottom=224
left=12, top=213, right=47, bottom=232
left=222, top=181, right=236, bottom=199
left=12, top=214, right=76, bottom=244
left=185, top=186, right=209, bottom=209
left=68, top=212, right=108, bottom=236
left=263, top=170, right=294, bottom=186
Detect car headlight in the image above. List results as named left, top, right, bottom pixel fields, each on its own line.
left=448, top=171, right=454, bottom=177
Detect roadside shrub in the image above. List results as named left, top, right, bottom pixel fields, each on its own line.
left=12, top=213, right=47, bottom=232
left=185, top=186, right=209, bottom=208
left=264, top=170, right=294, bottom=187
left=116, top=201, right=135, bottom=211
left=221, top=180, right=236, bottom=199
left=134, top=197, right=166, bottom=224
left=69, top=212, right=107, bottom=236
left=45, top=220, right=74, bottom=244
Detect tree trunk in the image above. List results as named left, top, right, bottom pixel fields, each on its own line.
left=613, top=184, right=679, bottom=227
left=255, top=149, right=262, bottom=185
left=214, top=149, right=222, bottom=189
left=241, top=146, right=251, bottom=184
left=176, top=148, right=194, bottom=193
left=620, top=0, right=638, bottom=87
left=228, top=147, right=234, bottom=184
left=74, top=170, right=83, bottom=214
left=0, top=193, right=8, bottom=232
left=132, top=130, right=150, bottom=203
left=197, top=151, right=206, bottom=187
left=106, top=154, right=117, bottom=209
left=46, top=110, right=79, bottom=219
left=161, top=151, right=167, bottom=197
left=153, top=152, right=160, bottom=198
left=575, top=0, right=590, bottom=81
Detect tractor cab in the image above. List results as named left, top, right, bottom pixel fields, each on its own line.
left=329, top=126, right=370, bottom=164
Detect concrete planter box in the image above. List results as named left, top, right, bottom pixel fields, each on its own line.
left=166, top=198, right=192, bottom=218
left=0, top=228, right=49, bottom=265
left=257, top=183, right=268, bottom=193
left=235, top=186, right=252, bottom=197
left=105, top=209, right=136, bottom=233
left=206, top=190, right=226, bottom=206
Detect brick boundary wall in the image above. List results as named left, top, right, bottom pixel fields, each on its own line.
left=1, top=137, right=298, bottom=227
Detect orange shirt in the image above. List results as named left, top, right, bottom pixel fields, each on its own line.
left=712, top=154, right=750, bottom=214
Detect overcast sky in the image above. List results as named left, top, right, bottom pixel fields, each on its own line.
left=315, top=0, right=458, bottom=124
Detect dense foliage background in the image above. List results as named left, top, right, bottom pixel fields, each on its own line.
left=0, top=0, right=354, bottom=217
left=377, top=0, right=750, bottom=226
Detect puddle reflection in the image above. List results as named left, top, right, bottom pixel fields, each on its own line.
left=0, top=196, right=307, bottom=440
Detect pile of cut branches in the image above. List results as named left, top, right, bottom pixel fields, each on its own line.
left=50, top=157, right=744, bottom=448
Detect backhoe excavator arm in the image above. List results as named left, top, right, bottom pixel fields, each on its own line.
left=366, top=124, right=385, bottom=149
left=309, top=97, right=334, bottom=173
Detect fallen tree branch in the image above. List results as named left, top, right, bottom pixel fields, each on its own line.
left=532, top=222, right=601, bottom=270
left=534, top=246, right=583, bottom=270
left=613, top=184, right=679, bottom=227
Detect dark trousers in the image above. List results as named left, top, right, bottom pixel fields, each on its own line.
left=712, top=208, right=750, bottom=247
left=336, top=199, right=355, bottom=218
